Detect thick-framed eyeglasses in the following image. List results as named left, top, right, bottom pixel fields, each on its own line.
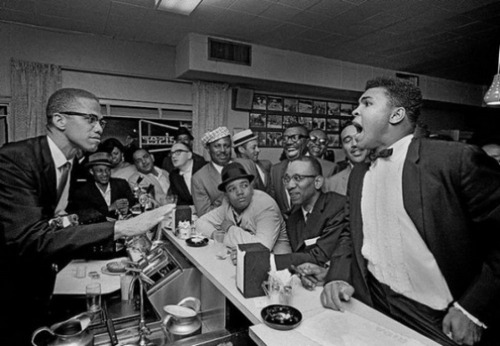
left=282, top=134, right=308, bottom=143
left=170, top=149, right=189, bottom=157
left=282, top=174, right=316, bottom=185
left=58, top=111, right=107, bottom=129
left=309, top=136, right=327, bottom=145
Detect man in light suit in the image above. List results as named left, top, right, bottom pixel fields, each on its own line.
left=0, top=88, right=172, bottom=345
left=304, top=77, right=500, bottom=345
left=191, top=127, right=265, bottom=216
left=233, top=129, right=272, bottom=192
left=323, top=122, right=368, bottom=195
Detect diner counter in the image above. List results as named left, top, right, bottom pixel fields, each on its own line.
left=163, top=229, right=439, bottom=346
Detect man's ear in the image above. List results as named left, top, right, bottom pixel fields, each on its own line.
left=389, top=107, right=406, bottom=125
left=52, top=113, right=67, bottom=131
left=89, top=168, right=95, bottom=177
left=151, top=154, right=155, bottom=163
left=314, top=175, right=324, bottom=190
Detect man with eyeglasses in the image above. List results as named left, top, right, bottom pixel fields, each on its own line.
left=0, top=88, right=173, bottom=344
left=168, top=141, right=206, bottom=206
left=307, top=128, right=337, bottom=164
left=270, top=123, right=337, bottom=217
left=161, top=126, right=206, bottom=173
left=272, top=156, right=346, bottom=272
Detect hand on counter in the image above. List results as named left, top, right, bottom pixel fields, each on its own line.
left=229, top=247, right=237, bottom=265
left=293, top=263, right=327, bottom=290
left=320, top=280, right=354, bottom=313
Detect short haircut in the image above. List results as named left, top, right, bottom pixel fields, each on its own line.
left=340, top=121, right=356, bottom=134
left=46, top=88, right=100, bottom=125
left=99, top=138, right=125, bottom=154
left=285, top=122, right=309, bottom=135
left=294, top=156, right=322, bottom=176
left=172, top=141, right=192, bottom=152
left=131, top=147, right=151, bottom=158
left=365, top=77, right=422, bottom=126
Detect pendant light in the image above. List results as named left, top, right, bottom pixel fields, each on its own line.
left=484, top=45, right=500, bottom=106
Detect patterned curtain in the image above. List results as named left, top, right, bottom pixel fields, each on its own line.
left=191, top=81, right=230, bottom=158
left=10, top=59, right=62, bottom=141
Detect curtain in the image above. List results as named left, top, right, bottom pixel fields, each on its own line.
left=191, top=81, right=230, bottom=157
left=10, top=59, right=62, bottom=141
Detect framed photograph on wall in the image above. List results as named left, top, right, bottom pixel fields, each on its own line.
left=298, top=116, right=313, bottom=130
left=327, top=133, right=340, bottom=148
left=249, top=112, right=266, bottom=128
left=266, top=131, right=283, bottom=147
left=252, top=94, right=267, bottom=110
left=340, top=103, right=354, bottom=117
left=267, top=96, right=283, bottom=111
left=326, top=118, right=340, bottom=132
left=267, top=114, right=283, bottom=129
left=284, top=98, right=298, bottom=112
left=298, top=99, right=313, bottom=114
left=327, top=102, right=340, bottom=116
left=255, top=131, right=266, bottom=147
left=312, top=118, right=326, bottom=130
left=313, top=101, right=327, bottom=115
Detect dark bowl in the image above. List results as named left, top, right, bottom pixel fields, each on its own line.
left=185, top=236, right=209, bottom=247
left=261, top=305, right=302, bottom=331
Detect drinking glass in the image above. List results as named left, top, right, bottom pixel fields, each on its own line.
left=213, top=230, right=227, bottom=259
left=85, top=283, right=102, bottom=313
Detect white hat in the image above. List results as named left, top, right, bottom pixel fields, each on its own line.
left=201, top=127, right=231, bottom=146
left=232, top=129, right=257, bottom=148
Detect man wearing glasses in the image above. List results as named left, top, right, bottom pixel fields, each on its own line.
left=168, top=141, right=206, bottom=206
left=270, top=123, right=337, bottom=217
left=307, top=128, right=337, bottom=165
left=0, top=88, right=172, bottom=344
left=272, top=156, right=346, bottom=272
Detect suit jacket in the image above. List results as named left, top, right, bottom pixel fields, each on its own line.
left=317, top=157, right=338, bottom=177
left=323, top=165, right=352, bottom=196
left=326, top=137, right=500, bottom=327
left=191, top=158, right=267, bottom=216
left=269, top=159, right=290, bottom=216
left=168, top=158, right=207, bottom=206
left=0, top=136, right=116, bottom=342
left=275, top=192, right=346, bottom=269
left=256, top=159, right=273, bottom=192
left=68, top=178, right=135, bottom=221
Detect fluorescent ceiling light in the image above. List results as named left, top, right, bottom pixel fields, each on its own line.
left=155, top=0, right=203, bottom=16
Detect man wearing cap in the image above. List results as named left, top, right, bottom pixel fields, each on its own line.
left=233, top=129, right=272, bottom=192
left=129, top=148, right=170, bottom=205
left=191, top=126, right=263, bottom=216
left=195, top=162, right=291, bottom=254
left=161, top=126, right=206, bottom=173
left=68, top=152, right=136, bottom=223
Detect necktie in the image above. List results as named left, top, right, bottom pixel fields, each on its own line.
left=369, top=148, right=393, bottom=162
left=57, top=162, right=71, bottom=200
left=304, top=212, right=311, bottom=223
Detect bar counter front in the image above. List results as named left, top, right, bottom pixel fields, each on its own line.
left=50, top=224, right=440, bottom=346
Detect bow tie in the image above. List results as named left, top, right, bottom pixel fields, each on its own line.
left=370, top=148, right=393, bottom=161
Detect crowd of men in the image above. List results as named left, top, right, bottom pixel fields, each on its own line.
left=1, top=76, right=499, bottom=345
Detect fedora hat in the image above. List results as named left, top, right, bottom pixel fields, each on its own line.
left=217, top=162, right=254, bottom=191
left=85, top=152, right=112, bottom=167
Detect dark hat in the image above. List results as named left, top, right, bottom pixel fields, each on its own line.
left=85, top=152, right=112, bottom=167
left=177, top=126, right=194, bottom=140
left=217, top=162, right=254, bottom=191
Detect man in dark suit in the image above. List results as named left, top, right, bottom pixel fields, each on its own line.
left=0, top=88, right=172, bottom=345
left=305, top=77, right=500, bottom=345
left=168, top=141, right=206, bottom=206
left=68, top=151, right=136, bottom=222
left=273, top=156, right=346, bottom=270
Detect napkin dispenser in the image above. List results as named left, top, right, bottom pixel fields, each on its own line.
left=173, top=206, right=192, bottom=230
left=236, top=243, right=270, bottom=298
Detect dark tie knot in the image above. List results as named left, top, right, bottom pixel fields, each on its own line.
left=370, top=148, right=393, bottom=161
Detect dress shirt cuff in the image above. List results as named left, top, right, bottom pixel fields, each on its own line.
left=453, top=302, right=487, bottom=329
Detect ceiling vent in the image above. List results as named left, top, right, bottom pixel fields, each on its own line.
left=208, top=38, right=251, bottom=66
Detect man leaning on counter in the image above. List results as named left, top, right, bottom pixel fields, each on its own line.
left=0, top=88, right=172, bottom=345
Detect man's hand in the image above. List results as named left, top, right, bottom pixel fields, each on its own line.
left=220, top=219, right=235, bottom=233
left=115, top=204, right=174, bottom=239
left=110, top=198, right=129, bottom=215
left=294, top=263, right=327, bottom=290
left=442, top=307, right=483, bottom=345
left=229, top=247, right=237, bottom=266
left=320, top=280, right=354, bottom=312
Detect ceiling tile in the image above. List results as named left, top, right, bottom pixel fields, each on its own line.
left=228, top=0, right=272, bottom=15
left=260, top=3, right=302, bottom=21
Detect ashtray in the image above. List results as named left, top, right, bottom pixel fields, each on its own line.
left=186, top=236, right=209, bottom=247
left=261, top=304, right=302, bottom=331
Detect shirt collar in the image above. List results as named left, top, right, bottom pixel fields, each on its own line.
left=388, top=134, right=413, bottom=161
left=47, top=136, right=70, bottom=169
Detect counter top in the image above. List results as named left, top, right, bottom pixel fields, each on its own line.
left=163, top=229, right=439, bottom=346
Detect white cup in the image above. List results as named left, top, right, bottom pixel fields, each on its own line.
left=213, top=230, right=227, bottom=259
left=120, top=274, right=133, bottom=301
left=86, top=283, right=102, bottom=313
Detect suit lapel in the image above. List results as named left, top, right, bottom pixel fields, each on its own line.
left=40, top=137, right=58, bottom=207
